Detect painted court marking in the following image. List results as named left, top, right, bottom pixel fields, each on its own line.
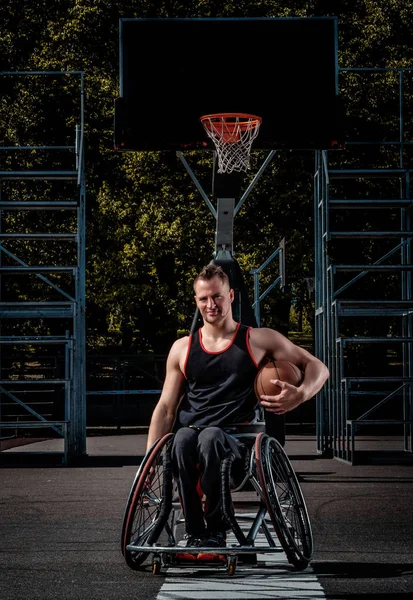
left=156, top=518, right=325, bottom=599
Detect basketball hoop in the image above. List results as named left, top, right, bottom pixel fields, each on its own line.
left=200, top=113, right=262, bottom=174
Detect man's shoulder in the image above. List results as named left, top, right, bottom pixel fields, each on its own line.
left=167, top=335, right=190, bottom=368
left=169, top=334, right=191, bottom=356
left=249, top=326, right=277, bottom=337
left=249, top=326, right=282, bottom=345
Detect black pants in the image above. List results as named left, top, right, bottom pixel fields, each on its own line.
left=170, top=426, right=247, bottom=536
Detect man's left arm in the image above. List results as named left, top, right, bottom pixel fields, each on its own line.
left=250, top=328, right=329, bottom=415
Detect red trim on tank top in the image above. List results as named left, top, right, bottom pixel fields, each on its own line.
left=199, top=322, right=241, bottom=354
left=246, top=326, right=260, bottom=369
left=183, top=333, right=193, bottom=379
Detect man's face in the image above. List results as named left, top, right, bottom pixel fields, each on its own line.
left=194, top=276, right=234, bottom=324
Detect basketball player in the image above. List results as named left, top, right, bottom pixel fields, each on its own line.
left=146, top=264, right=329, bottom=555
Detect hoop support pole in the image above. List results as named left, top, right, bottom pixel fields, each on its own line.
left=215, top=197, right=235, bottom=254
left=234, top=151, right=277, bottom=215
left=176, top=151, right=217, bottom=218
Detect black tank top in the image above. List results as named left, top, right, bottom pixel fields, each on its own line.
left=178, top=322, right=260, bottom=427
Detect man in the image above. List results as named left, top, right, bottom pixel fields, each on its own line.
left=146, top=264, right=329, bottom=554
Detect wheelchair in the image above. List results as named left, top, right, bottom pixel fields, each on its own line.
left=121, top=427, right=313, bottom=576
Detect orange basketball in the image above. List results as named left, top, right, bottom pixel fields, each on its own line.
left=254, top=359, right=303, bottom=400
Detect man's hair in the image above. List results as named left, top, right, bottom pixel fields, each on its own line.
left=193, top=264, right=230, bottom=291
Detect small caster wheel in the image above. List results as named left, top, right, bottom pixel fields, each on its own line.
left=152, top=555, right=161, bottom=574
left=226, top=555, right=237, bottom=576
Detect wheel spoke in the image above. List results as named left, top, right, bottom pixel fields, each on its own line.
left=255, top=432, right=313, bottom=570
left=122, top=433, right=174, bottom=569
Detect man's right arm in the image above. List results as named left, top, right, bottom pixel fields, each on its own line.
left=146, top=337, right=188, bottom=451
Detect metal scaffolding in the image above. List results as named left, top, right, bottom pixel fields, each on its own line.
left=315, top=67, right=413, bottom=463
left=0, top=71, right=86, bottom=465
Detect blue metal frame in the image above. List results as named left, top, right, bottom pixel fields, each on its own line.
left=250, top=239, right=285, bottom=327
left=0, top=71, right=86, bottom=465
left=315, top=67, right=413, bottom=463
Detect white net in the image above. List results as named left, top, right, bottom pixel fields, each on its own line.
left=200, top=113, right=262, bottom=174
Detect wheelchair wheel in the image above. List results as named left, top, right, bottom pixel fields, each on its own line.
left=255, top=432, right=313, bottom=570
left=121, top=433, right=174, bottom=569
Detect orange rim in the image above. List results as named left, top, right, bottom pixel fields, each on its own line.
left=200, top=113, right=262, bottom=133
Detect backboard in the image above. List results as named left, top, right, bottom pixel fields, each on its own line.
left=114, top=17, right=341, bottom=152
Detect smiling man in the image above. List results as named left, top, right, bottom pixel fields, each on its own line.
left=146, top=263, right=329, bottom=557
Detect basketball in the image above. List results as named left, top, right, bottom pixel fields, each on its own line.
left=254, top=359, right=303, bottom=400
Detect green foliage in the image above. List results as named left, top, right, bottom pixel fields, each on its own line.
left=1, top=1, right=412, bottom=354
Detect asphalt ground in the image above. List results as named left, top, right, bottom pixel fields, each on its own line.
left=1, top=433, right=413, bottom=599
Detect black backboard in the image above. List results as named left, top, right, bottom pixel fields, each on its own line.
left=114, top=17, right=341, bottom=151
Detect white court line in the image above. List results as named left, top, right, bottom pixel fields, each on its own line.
left=156, top=517, right=326, bottom=600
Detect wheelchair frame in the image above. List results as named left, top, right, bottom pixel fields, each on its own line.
left=121, top=429, right=313, bottom=576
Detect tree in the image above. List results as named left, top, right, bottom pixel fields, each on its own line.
left=1, top=0, right=412, bottom=357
